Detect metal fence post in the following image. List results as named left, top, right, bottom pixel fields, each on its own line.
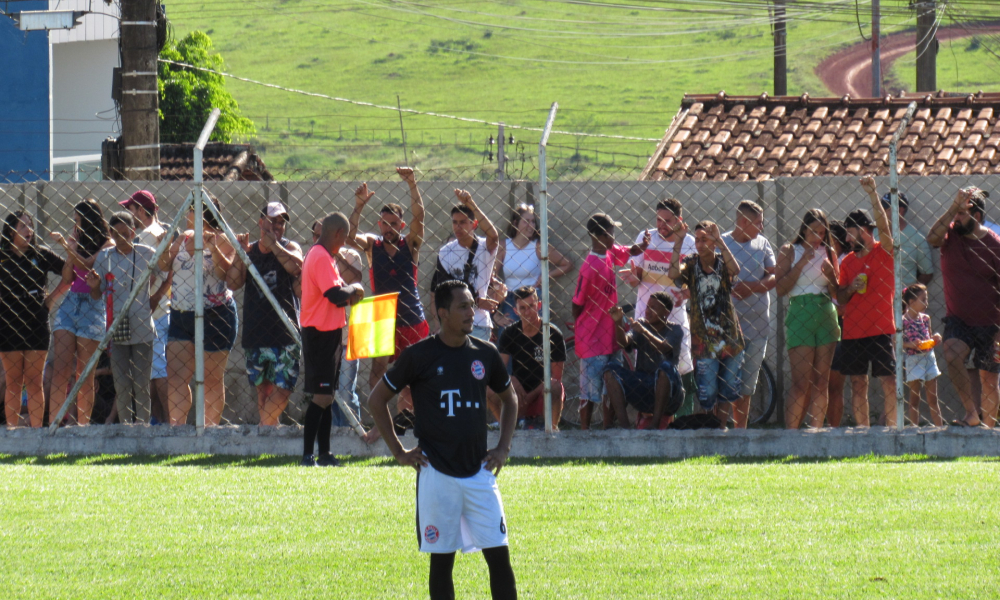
left=889, top=102, right=918, bottom=430
left=193, top=108, right=221, bottom=435
left=539, top=103, right=559, bottom=434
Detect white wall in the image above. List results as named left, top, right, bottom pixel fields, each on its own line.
left=49, top=0, right=119, bottom=44
left=51, top=39, right=119, bottom=160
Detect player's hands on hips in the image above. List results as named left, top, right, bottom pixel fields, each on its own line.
left=483, top=446, right=509, bottom=476
left=395, top=446, right=428, bottom=471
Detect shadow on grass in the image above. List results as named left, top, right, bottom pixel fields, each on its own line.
left=0, top=453, right=997, bottom=468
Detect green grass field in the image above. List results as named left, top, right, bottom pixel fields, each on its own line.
left=2, top=454, right=999, bottom=599
left=163, top=0, right=946, bottom=177
left=892, top=34, right=1000, bottom=94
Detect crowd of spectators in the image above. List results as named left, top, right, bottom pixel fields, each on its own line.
left=2, top=175, right=1000, bottom=434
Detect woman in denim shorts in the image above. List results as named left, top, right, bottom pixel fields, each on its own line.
left=158, top=192, right=237, bottom=426
left=48, top=199, right=111, bottom=425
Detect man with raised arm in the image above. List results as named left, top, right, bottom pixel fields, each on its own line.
left=226, top=202, right=304, bottom=427
left=431, top=190, right=501, bottom=342
left=927, top=186, right=1000, bottom=428
left=836, top=175, right=897, bottom=427
left=347, top=167, right=429, bottom=405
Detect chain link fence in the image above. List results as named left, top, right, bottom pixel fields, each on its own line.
left=1, top=172, right=999, bottom=434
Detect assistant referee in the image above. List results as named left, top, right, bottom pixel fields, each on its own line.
left=300, top=212, right=364, bottom=467
left=368, top=279, right=519, bottom=600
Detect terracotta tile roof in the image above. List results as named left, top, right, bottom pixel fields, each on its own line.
left=640, top=91, right=1000, bottom=182
left=160, top=143, right=273, bottom=182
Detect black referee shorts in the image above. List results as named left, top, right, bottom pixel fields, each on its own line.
left=302, top=326, right=343, bottom=395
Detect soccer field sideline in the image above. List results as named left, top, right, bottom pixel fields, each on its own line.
left=1, top=455, right=999, bottom=599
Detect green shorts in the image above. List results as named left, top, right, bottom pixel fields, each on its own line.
left=785, top=294, right=840, bottom=349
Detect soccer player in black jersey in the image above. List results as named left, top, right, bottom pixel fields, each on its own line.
left=368, top=279, right=519, bottom=600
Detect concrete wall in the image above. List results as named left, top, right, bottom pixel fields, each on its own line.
left=0, top=2, right=51, bottom=179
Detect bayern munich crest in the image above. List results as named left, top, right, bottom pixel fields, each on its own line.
left=471, top=360, right=485, bottom=380
left=424, top=525, right=439, bottom=543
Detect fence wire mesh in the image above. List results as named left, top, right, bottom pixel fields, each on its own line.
left=1, top=173, right=1000, bottom=434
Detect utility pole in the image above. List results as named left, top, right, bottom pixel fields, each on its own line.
left=120, top=0, right=160, bottom=180
left=773, top=0, right=787, bottom=96
left=497, top=122, right=505, bottom=182
left=872, top=0, right=881, bottom=97
left=915, top=0, right=937, bottom=92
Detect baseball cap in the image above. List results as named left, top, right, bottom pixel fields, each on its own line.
left=586, top=213, right=621, bottom=237
left=879, top=191, right=909, bottom=211
left=263, top=201, right=290, bottom=221
left=845, top=208, right=875, bottom=230
left=120, top=190, right=156, bottom=213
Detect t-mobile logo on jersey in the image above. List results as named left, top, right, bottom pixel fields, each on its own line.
left=440, top=389, right=479, bottom=416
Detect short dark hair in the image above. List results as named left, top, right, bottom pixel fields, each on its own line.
left=200, top=191, right=222, bottom=231
left=737, top=200, right=763, bottom=217
left=656, top=198, right=682, bottom=218
left=648, top=291, right=674, bottom=313
left=381, top=204, right=404, bottom=219
left=694, top=220, right=715, bottom=233
left=903, top=283, right=927, bottom=305
left=880, top=191, right=909, bottom=214
left=828, top=219, right=849, bottom=253
left=586, top=213, right=615, bottom=237
left=108, top=211, right=135, bottom=230
left=845, top=208, right=875, bottom=231
left=970, top=196, right=986, bottom=220
left=434, top=279, right=470, bottom=312
left=311, top=219, right=322, bottom=232
left=451, top=205, right=475, bottom=220
left=512, top=285, right=536, bottom=302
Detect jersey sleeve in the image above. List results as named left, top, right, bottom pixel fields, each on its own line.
left=497, top=326, right=514, bottom=356
left=383, top=346, right=416, bottom=392
left=763, top=240, right=777, bottom=270
left=551, top=326, right=567, bottom=363
left=610, top=244, right=631, bottom=268
left=488, top=346, right=511, bottom=393
left=40, top=247, right=66, bottom=275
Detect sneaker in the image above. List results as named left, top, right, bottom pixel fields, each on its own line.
left=516, top=419, right=527, bottom=430
left=316, top=453, right=342, bottom=467
left=300, top=454, right=317, bottom=467
left=487, top=421, right=500, bottom=431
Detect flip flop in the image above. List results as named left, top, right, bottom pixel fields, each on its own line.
left=950, top=419, right=983, bottom=428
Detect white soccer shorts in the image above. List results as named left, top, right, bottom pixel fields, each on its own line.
left=416, top=462, right=509, bottom=554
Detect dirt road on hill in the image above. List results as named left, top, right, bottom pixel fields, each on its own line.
left=816, top=23, right=1000, bottom=97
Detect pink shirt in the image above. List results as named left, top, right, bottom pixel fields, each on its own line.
left=572, top=245, right=631, bottom=359
left=301, top=245, right=347, bottom=331
left=70, top=265, right=90, bottom=293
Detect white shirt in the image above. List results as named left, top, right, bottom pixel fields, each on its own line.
left=137, top=221, right=168, bottom=319
left=437, top=236, right=497, bottom=329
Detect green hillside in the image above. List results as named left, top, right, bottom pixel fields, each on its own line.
left=162, top=0, right=974, bottom=178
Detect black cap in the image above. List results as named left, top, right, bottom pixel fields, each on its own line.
left=880, top=191, right=909, bottom=211
left=845, top=209, right=874, bottom=230
left=586, top=213, right=621, bottom=237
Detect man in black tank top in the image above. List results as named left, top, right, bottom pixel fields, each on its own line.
left=226, top=202, right=304, bottom=428
left=368, top=280, right=519, bottom=600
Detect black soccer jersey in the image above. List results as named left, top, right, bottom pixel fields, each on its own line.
left=384, top=334, right=511, bottom=478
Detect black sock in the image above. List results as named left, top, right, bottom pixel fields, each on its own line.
left=303, top=402, right=323, bottom=456
left=317, top=404, right=333, bottom=456
left=483, top=546, right=517, bottom=600
left=428, top=552, right=456, bottom=600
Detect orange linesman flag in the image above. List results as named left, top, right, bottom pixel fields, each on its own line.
left=346, top=292, right=399, bottom=361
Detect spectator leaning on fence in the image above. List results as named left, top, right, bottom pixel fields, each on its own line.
left=721, top=200, right=776, bottom=429
left=669, top=220, right=744, bottom=422
left=122, top=190, right=172, bottom=424
left=572, top=214, right=648, bottom=430
left=85, top=211, right=158, bottom=424
left=877, top=191, right=934, bottom=287
left=299, top=212, right=365, bottom=467
left=836, top=176, right=898, bottom=428
left=926, top=186, right=1000, bottom=429
left=491, top=285, right=566, bottom=430
left=495, top=204, right=573, bottom=332
left=347, top=168, right=430, bottom=414
left=0, top=211, right=68, bottom=427
left=775, top=209, right=840, bottom=429
left=158, top=191, right=238, bottom=427
left=226, top=201, right=303, bottom=428
left=48, top=199, right=111, bottom=426
left=431, top=190, right=500, bottom=342
left=604, top=291, right=684, bottom=430
left=625, top=198, right=697, bottom=376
